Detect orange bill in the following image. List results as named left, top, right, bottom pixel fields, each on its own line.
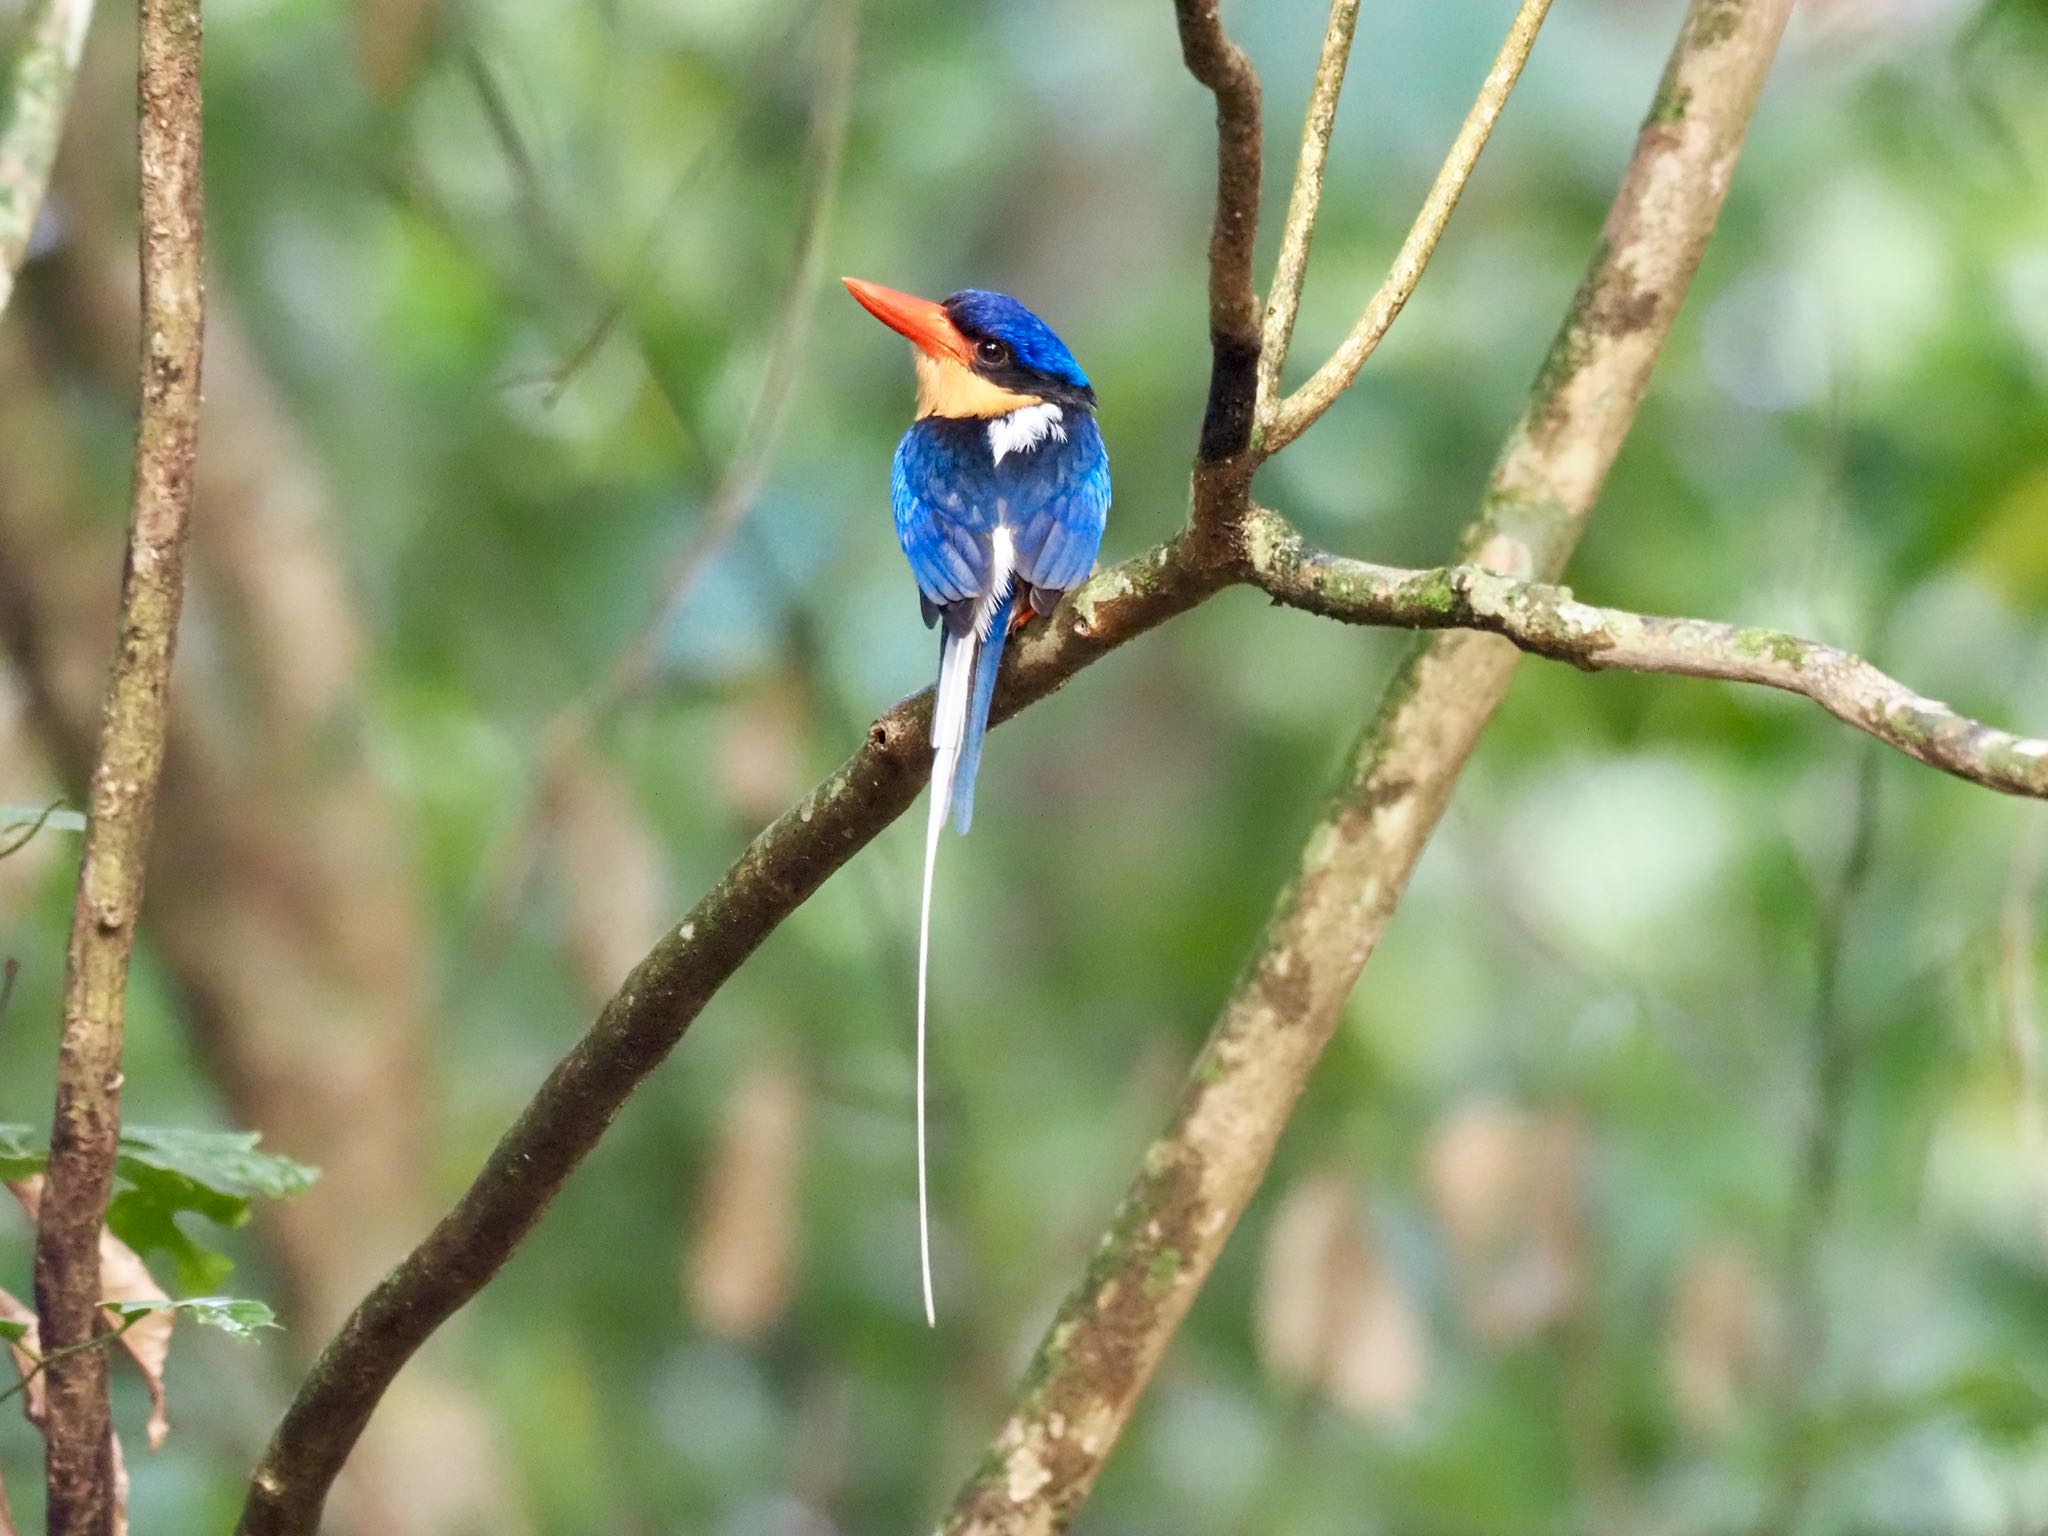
left=842, top=277, right=973, bottom=366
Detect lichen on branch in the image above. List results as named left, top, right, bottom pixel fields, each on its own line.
left=937, top=2, right=1796, bottom=1530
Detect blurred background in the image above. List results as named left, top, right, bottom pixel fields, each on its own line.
left=3, top=0, right=2048, bottom=1531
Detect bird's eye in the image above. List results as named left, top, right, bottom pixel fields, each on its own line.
left=975, top=338, right=1010, bottom=367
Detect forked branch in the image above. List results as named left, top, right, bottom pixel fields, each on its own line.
left=1256, top=0, right=1362, bottom=416
left=937, top=1, right=1791, bottom=1530
left=1262, top=0, right=1554, bottom=454
left=238, top=4, right=2012, bottom=1534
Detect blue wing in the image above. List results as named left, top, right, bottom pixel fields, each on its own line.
left=893, top=422, right=995, bottom=624
left=891, top=412, right=1111, bottom=627
left=1010, top=412, right=1110, bottom=603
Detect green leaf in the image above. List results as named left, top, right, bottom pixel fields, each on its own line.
left=0, top=1319, right=27, bottom=1344
left=105, top=1128, right=317, bottom=1290
left=116, top=1127, right=319, bottom=1207
left=105, top=1192, right=236, bottom=1294
left=103, top=1295, right=278, bottom=1342
left=0, top=1125, right=314, bottom=1289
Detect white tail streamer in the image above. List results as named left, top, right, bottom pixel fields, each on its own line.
left=914, top=532, right=1014, bottom=1326
left=918, top=624, right=973, bottom=1327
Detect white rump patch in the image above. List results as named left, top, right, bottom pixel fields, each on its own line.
left=988, top=403, right=1066, bottom=464
left=975, top=527, right=1017, bottom=640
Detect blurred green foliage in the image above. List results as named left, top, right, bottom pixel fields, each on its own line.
left=3, top=0, right=2048, bottom=1532
left=0, top=1124, right=316, bottom=1291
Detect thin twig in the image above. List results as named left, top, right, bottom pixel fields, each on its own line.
left=1262, top=0, right=1552, bottom=455
left=0, top=1312, right=143, bottom=1412
left=470, top=0, right=859, bottom=946
left=452, top=25, right=710, bottom=452
left=434, top=4, right=810, bottom=444
left=938, top=4, right=1790, bottom=1528
left=1256, top=0, right=1361, bottom=417
left=0, top=0, right=96, bottom=319
left=1764, top=742, right=1882, bottom=1535
left=1244, top=515, right=2048, bottom=801
left=596, top=0, right=858, bottom=712
left=31, top=0, right=203, bottom=1529
left=0, top=799, right=71, bottom=860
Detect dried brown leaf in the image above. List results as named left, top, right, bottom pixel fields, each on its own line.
left=1256, top=1169, right=1429, bottom=1422
left=1666, top=1239, right=1773, bottom=1434
left=548, top=745, right=671, bottom=1003
left=716, top=683, right=809, bottom=823
left=687, top=1059, right=804, bottom=1340
left=11, top=1173, right=174, bottom=1447
left=110, top=1424, right=129, bottom=1536
left=1423, top=1098, right=1587, bottom=1344
left=95, top=1230, right=172, bottom=1450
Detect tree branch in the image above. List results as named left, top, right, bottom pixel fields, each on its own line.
left=1255, top=0, right=1360, bottom=420
left=1261, top=0, right=1552, bottom=455
left=936, top=2, right=1792, bottom=1529
left=31, top=0, right=202, bottom=1530
left=0, top=0, right=96, bottom=318
left=231, top=536, right=1229, bottom=1536
left=1173, top=0, right=1263, bottom=471
left=227, top=3, right=1947, bottom=1531
left=1243, top=509, right=2048, bottom=800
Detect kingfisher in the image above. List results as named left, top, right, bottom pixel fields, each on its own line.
left=844, top=277, right=1111, bottom=1324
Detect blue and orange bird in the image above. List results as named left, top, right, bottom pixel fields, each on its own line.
left=844, top=277, right=1111, bottom=1324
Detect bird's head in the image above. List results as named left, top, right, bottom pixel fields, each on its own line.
left=843, top=278, right=1095, bottom=422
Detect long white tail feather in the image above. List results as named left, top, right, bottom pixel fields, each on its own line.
left=917, top=531, right=1015, bottom=1327
left=918, top=625, right=975, bottom=1327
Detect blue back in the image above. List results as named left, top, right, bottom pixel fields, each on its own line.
left=891, top=412, right=1110, bottom=619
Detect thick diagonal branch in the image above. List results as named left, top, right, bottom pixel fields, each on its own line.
left=231, top=537, right=1228, bottom=1536
left=31, top=1, right=203, bottom=1532
left=936, top=2, right=1793, bottom=1531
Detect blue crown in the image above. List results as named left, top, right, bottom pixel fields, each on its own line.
left=943, top=289, right=1092, bottom=395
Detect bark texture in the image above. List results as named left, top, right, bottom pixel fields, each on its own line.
left=30, top=1, right=202, bottom=1531
left=936, top=2, right=1795, bottom=1530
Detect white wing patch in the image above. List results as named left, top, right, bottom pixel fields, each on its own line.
left=988, top=403, right=1066, bottom=464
